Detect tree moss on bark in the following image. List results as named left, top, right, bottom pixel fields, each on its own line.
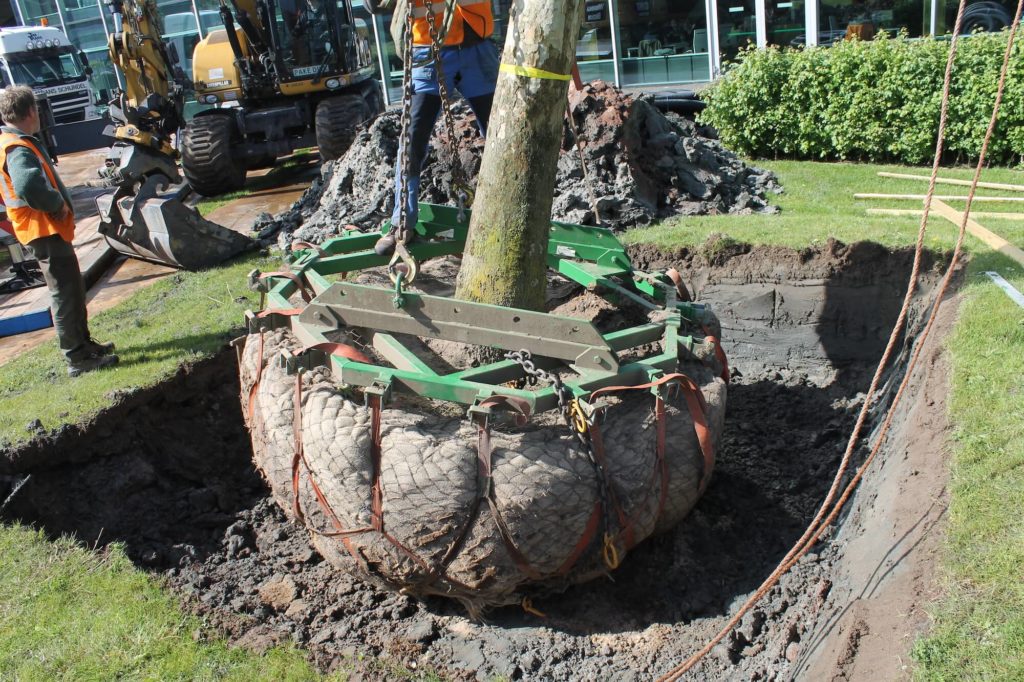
left=453, top=0, right=586, bottom=310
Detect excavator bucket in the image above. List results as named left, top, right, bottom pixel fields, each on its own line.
left=97, top=173, right=254, bottom=271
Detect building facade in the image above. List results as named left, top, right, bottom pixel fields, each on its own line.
left=0, top=0, right=1019, bottom=109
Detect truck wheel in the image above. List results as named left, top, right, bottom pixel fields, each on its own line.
left=315, top=95, right=371, bottom=161
left=182, top=115, right=247, bottom=197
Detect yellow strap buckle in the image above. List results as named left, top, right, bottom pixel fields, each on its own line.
left=602, top=533, right=620, bottom=570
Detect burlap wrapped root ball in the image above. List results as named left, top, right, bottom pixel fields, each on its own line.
left=239, top=328, right=726, bottom=613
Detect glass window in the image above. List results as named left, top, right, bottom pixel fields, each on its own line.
left=766, top=0, right=807, bottom=47
left=620, top=0, right=711, bottom=86
left=717, top=0, right=756, bottom=62
left=815, top=0, right=927, bottom=44
left=944, top=0, right=1016, bottom=35
left=19, top=0, right=62, bottom=27
left=6, top=48, right=87, bottom=86
left=349, top=0, right=381, bottom=78
left=576, top=0, right=613, bottom=82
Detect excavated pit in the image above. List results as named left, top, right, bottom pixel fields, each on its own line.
left=1, top=240, right=955, bottom=681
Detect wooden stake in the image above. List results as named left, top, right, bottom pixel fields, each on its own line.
left=877, top=171, right=1024, bottom=193
left=866, top=208, right=1024, bottom=220
left=454, top=0, right=586, bottom=310
left=931, top=199, right=1024, bottom=267
left=855, top=193, right=1024, bottom=203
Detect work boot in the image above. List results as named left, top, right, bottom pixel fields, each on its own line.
left=85, top=337, right=116, bottom=356
left=373, top=228, right=414, bottom=257
left=67, top=352, right=120, bottom=378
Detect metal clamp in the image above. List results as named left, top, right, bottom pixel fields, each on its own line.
left=363, top=381, right=392, bottom=407
left=387, top=242, right=419, bottom=287
left=244, top=309, right=296, bottom=334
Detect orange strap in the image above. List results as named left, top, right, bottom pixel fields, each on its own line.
left=702, top=325, right=731, bottom=384
left=664, top=268, right=692, bottom=303
left=591, top=372, right=716, bottom=499
left=472, top=395, right=542, bottom=580
left=246, top=308, right=304, bottom=420
left=259, top=271, right=312, bottom=302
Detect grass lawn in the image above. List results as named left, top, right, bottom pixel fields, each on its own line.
left=0, top=159, right=1021, bottom=679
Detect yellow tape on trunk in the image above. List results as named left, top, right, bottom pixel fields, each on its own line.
left=499, top=63, right=571, bottom=81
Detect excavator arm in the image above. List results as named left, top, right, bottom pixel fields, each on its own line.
left=94, top=0, right=254, bottom=270
left=105, top=0, right=185, bottom=162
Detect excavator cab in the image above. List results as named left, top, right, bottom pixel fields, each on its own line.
left=183, top=0, right=383, bottom=196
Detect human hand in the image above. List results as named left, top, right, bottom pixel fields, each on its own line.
left=48, top=204, right=70, bottom=222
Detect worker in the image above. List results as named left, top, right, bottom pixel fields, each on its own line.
left=367, top=0, right=499, bottom=255
left=0, top=86, right=118, bottom=377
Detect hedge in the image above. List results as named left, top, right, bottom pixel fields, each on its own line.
left=700, top=32, right=1024, bottom=165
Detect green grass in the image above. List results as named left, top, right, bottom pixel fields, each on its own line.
left=0, top=252, right=270, bottom=447
left=911, top=247, right=1024, bottom=680
left=0, top=526, right=321, bottom=680
left=624, top=160, right=1024, bottom=252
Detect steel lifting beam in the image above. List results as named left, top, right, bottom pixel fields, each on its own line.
left=250, top=202, right=719, bottom=415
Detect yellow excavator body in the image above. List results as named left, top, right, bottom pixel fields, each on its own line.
left=94, top=0, right=255, bottom=270
left=180, top=0, right=383, bottom=196
left=191, top=29, right=245, bottom=102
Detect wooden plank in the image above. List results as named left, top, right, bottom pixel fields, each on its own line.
left=877, top=171, right=1024, bottom=193
left=855, top=193, right=1024, bottom=203
left=932, top=199, right=1024, bottom=267
left=866, top=208, right=1024, bottom=220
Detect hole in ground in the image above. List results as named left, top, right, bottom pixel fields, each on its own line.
left=2, top=241, right=954, bottom=681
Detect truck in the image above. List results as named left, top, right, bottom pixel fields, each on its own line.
left=0, top=24, right=100, bottom=124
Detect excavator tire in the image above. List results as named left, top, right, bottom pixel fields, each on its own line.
left=182, top=115, right=247, bottom=197
left=315, top=94, right=372, bottom=161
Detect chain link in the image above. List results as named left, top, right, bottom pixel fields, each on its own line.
left=504, top=349, right=574, bottom=423
left=422, top=5, right=470, bottom=219
left=395, top=8, right=416, bottom=242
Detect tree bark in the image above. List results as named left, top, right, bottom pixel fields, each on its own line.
left=453, top=0, right=586, bottom=310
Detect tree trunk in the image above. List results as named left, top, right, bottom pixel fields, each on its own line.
left=453, top=0, right=586, bottom=310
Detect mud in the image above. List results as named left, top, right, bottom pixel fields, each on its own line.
left=274, top=82, right=781, bottom=246
left=2, top=240, right=954, bottom=681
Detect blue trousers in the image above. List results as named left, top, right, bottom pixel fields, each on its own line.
left=391, top=40, right=499, bottom=231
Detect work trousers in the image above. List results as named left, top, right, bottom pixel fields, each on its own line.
left=27, top=234, right=90, bottom=362
left=391, top=40, right=499, bottom=231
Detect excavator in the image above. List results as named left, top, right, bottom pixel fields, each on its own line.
left=182, top=0, right=383, bottom=195
left=95, top=0, right=382, bottom=269
left=96, top=0, right=254, bottom=270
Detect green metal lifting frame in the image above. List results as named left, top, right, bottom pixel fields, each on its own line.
left=247, top=203, right=721, bottom=416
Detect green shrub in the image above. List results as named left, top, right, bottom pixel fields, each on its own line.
left=701, top=32, right=1024, bottom=164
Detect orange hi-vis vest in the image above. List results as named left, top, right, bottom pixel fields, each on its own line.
left=411, top=0, right=493, bottom=46
left=0, top=133, right=75, bottom=245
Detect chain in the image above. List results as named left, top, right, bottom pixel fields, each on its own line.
left=395, top=7, right=416, bottom=242
left=423, top=4, right=471, bottom=220
left=504, top=350, right=574, bottom=423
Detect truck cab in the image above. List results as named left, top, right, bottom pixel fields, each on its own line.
left=0, top=25, right=99, bottom=124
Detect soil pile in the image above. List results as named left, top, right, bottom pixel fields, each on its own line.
left=277, top=82, right=781, bottom=245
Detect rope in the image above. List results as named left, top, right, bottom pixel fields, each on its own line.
left=655, top=0, right=1002, bottom=676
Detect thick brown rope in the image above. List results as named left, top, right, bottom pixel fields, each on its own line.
left=656, top=2, right=985, bottom=676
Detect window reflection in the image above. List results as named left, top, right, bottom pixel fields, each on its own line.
left=620, top=0, right=711, bottom=85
